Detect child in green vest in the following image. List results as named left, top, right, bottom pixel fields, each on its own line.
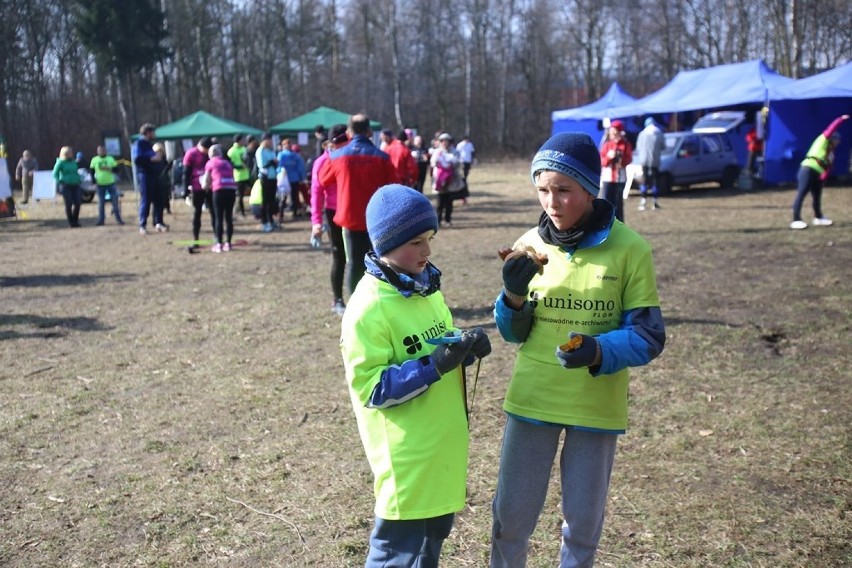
left=340, top=184, right=491, bottom=567
left=490, top=133, right=666, bottom=567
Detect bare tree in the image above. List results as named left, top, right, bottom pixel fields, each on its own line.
left=2, top=0, right=850, bottom=169
left=562, top=0, right=607, bottom=102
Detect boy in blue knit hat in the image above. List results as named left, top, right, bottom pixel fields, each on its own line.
left=340, top=183, right=492, bottom=567
left=490, top=133, right=666, bottom=567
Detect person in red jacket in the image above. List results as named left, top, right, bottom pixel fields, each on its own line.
left=745, top=127, right=763, bottom=177
left=381, top=129, right=419, bottom=187
left=599, top=120, right=633, bottom=223
left=319, top=114, right=399, bottom=295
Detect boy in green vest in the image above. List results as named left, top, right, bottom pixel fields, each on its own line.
left=340, top=184, right=491, bottom=567
left=490, top=133, right=666, bottom=567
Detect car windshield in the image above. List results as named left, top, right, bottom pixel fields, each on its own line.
left=692, top=112, right=745, bottom=133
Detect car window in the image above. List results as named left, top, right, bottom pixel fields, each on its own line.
left=680, top=136, right=700, bottom=157
left=701, top=135, right=722, bottom=154
left=720, top=135, right=733, bottom=151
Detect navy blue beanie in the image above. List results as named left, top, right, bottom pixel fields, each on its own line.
left=367, top=184, right=439, bottom=256
left=530, top=133, right=601, bottom=196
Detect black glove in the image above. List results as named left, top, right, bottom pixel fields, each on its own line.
left=466, top=327, right=492, bottom=359
left=555, top=333, right=599, bottom=369
left=502, top=254, right=540, bottom=298
left=431, top=332, right=475, bottom=375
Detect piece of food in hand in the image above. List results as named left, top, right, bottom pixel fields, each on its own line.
left=498, top=245, right=549, bottom=275
left=559, top=335, right=583, bottom=352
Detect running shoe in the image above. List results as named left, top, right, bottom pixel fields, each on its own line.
left=332, top=299, right=346, bottom=316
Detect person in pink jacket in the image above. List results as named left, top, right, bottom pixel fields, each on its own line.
left=203, top=144, right=238, bottom=252
left=311, top=124, right=350, bottom=315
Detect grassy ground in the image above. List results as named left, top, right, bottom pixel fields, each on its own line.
left=1, top=164, right=850, bottom=567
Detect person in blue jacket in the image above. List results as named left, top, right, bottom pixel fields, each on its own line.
left=490, top=132, right=666, bottom=568
left=276, top=139, right=307, bottom=218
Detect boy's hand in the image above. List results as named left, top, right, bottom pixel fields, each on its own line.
left=465, top=327, right=491, bottom=359
left=555, top=333, right=599, bottom=369
left=431, top=332, right=475, bottom=375
left=502, top=254, right=539, bottom=298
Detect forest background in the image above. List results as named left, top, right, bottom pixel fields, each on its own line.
left=0, top=0, right=850, bottom=167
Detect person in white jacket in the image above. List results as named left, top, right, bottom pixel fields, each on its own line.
left=635, top=118, right=666, bottom=210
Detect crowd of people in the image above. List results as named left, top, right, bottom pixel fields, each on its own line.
left=126, top=116, right=479, bottom=315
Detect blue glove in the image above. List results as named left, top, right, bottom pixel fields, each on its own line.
left=466, top=327, right=492, bottom=359
left=502, top=253, right=540, bottom=297
left=431, top=332, right=475, bottom=375
left=310, top=235, right=322, bottom=249
left=555, top=333, right=599, bottom=369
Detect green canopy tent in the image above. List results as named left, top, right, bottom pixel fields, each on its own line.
left=154, top=110, right=263, bottom=140
left=129, top=110, right=262, bottom=193
left=268, top=106, right=382, bottom=137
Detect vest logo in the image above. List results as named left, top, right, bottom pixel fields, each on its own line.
left=418, top=321, right=450, bottom=344
left=542, top=294, right=616, bottom=312
left=403, top=335, right=422, bottom=355
left=597, top=274, right=618, bottom=281
left=529, top=292, right=540, bottom=309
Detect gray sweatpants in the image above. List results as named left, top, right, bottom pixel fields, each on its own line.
left=490, top=416, right=618, bottom=568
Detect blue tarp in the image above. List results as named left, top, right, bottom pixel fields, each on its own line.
left=547, top=60, right=852, bottom=185
left=606, top=60, right=794, bottom=117
left=764, top=63, right=852, bottom=183
left=551, top=83, right=637, bottom=142
left=769, top=62, right=852, bottom=101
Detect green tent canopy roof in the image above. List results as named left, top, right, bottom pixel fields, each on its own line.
left=155, top=110, right=263, bottom=140
left=269, top=106, right=382, bottom=135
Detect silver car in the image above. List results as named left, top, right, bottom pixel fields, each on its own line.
left=657, top=131, right=741, bottom=193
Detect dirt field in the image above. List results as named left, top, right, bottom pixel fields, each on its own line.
left=2, top=164, right=850, bottom=567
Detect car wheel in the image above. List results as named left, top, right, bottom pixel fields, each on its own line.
left=721, top=166, right=739, bottom=189
left=81, top=191, right=95, bottom=203
left=657, top=172, right=673, bottom=195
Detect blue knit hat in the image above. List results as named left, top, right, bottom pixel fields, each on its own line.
left=645, top=117, right=655, bottom=127
left=530, top=133, right=601, bottom=196
left=367, top=184, right=439, bottom=256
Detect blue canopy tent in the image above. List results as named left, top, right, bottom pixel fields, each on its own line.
left=607, top=60, right=793, bottom=117
left=764, top=62, right=852, bottom=184
left=551, top=83, right=637, bottom=142
left=604, top=60, right=795, bottom=169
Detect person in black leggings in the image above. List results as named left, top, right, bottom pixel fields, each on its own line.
left=183, top=137, right=214, bottom=242
left=311, top=124, right=350, bottom=315
left=431, top=133, right=458, bottom=226
left=204, top=144, right=238, bottom=252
